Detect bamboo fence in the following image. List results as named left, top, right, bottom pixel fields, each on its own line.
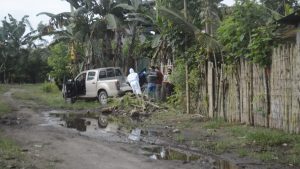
left=206, top=44, right=300, bottom=133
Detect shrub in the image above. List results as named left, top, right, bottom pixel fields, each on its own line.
left=41, top=82, right=58, bottom=93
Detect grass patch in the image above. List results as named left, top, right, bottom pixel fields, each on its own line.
left=41, top=82, right=58, bottom=93
left=199, top=140, right=231, bottom=154
left=228, top=125, right=249, bottom=137
left=286, top=154, right=300, bottom=166
left=284, top=143, right=300, bottom=166
left=0, top=137, right=22, bottom=158
left=210, top=139, right=238, bottom=154
left=250, top=151, right=277, bottom=162
left=0, top=84, right=9, bottom=94
left=238, top=148, right=248, bottom=157
left=203, top=118, right=229, bottom=129
left=0, top=84, right=13, bottom=117
left=0, top=101, right=12, bottom=117
left=174, top=133, right=185, bottom=143
left=224, top=125, right=300, bottom=166
left=247, top=129, right=294, bottom=147
left=0, top=136, right=25, bottom=169
left=11, top=83, right=101, bottom=110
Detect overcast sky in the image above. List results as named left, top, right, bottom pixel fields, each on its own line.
left=0, top=0, right=235, bottom=29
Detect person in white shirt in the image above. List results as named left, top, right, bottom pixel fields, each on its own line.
left=127, top=68, right=142, bottom=95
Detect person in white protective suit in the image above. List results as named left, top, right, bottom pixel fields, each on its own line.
left=127, top=68, right=142, bottom=95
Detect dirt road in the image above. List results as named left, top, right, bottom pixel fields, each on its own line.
left=1, top=89, right=219, bottom=169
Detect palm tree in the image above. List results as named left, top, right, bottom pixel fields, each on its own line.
left=200, top=0, right=222, bottom=36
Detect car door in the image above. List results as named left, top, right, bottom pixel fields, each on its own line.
left=75, top=72, right=87, bottom=96
left=85, top=70, right=97, bottom=97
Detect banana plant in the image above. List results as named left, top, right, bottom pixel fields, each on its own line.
left=0, top=14, right=37, bottom=82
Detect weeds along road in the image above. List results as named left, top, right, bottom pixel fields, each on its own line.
left=0, top=88, right=214, bottom=169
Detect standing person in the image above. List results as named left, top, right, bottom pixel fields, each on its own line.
left=155, top=66, right=163, bottom=101
left=138, top=68, right=147, bottom=91
left=165, top=68, right=174, bottom=97
left=146, top=66, right=157, bottom=100
left=127, top=68, right=142, bottom=95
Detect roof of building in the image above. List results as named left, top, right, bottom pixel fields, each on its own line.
left=277, top=10, right=300, bottom=25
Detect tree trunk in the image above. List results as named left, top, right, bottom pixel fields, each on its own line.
left=235, top=64, right=241, bottom=122
left=184, top=0, right=190, bottom=114
left=127, top=23, right=137, bottom=74
left=115, top=30, right=123, bottom=67
left=186, top=62, right=190, bottom=114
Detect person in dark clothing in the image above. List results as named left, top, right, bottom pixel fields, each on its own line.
left=138, top=68, right=147, bottom=88
left=155, top=66, right=163, bottom=101
left=146, top=66, right=157, bottom=100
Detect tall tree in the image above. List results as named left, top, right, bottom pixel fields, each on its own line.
left=0, top=14, right=36, bottom=83
left=39, top=0, right=136, bottom=71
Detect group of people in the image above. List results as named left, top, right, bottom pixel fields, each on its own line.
left=126, top=66, right=174, bottom=101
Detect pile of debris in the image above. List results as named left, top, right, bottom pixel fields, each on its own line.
left=97, top=94, right=165, bottom=127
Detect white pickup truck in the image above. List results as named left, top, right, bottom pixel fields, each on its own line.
left=62, top=67, right=132, bottom=105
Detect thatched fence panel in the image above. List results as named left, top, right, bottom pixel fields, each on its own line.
left=252, top=65, right=268, bottom=127
left=223, top=66, right=240, bottom=122
left=270, top=45, right=300, bottom=133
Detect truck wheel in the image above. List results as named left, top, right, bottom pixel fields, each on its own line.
left=98, top=91, right=108, bottom=105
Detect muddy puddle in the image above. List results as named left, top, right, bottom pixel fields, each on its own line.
left=40, top=110, right=127, bottom=142
left=41, top=110, right=105, bottom=131
left=141, top=145, right=240, bottom=169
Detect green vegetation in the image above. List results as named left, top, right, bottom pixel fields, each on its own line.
left=0, top=137, right=22, bottom=159
left=0, top=102, right=12, bottom=117
left=0, top=136, right=24, bottom=169
left=0, top=85, right=8, bottom=94
left=247, top=129, right=295, bottom=146
left=174, top=133, right=185, bottom=143
left=47, top=43, right=72, bottom=88
left=203, top=118, right=230, bottom=129
left=217, top=0, right=276, bottom=66
left=251, top=151, right=277, bottom=162
left=12, top=83, right=100, bottom=110
left=0, top=15, right=49, bottom=83
left=0, top=85, right=12, bottom=117
left=237, top=148, right=248, bottom=157
left=211, top=125, right=300, bottom=165
left=41, top=82, right=59, bottom=93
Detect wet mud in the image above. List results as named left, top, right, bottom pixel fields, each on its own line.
left=41, top=110, right=242, bottom=169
